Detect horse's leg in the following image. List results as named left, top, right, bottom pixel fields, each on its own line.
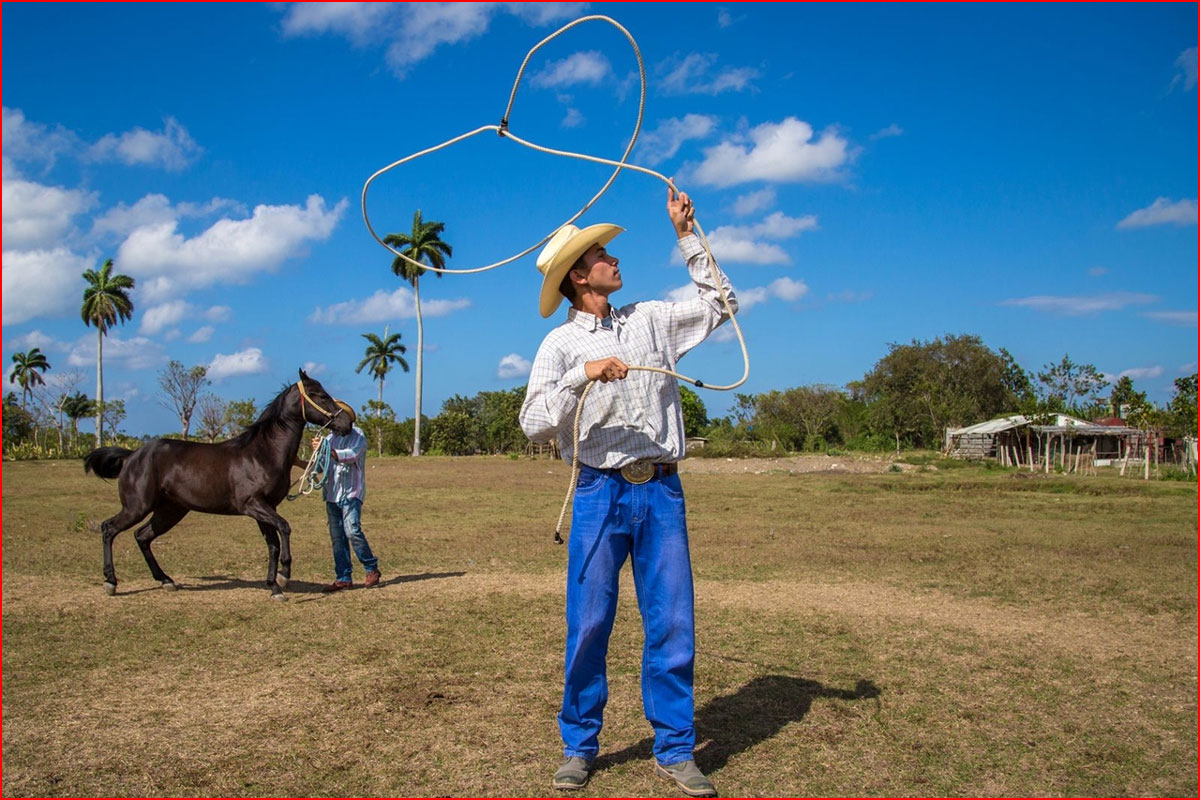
left=277, top=515, right=293, bottom=589
left=100, top=507, right=150, bottom=595
left=133, top=505, right=189, bottom=590
left=255, top=521, right=285, bottom=600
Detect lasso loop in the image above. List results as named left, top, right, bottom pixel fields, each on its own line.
left=286, top=433, right=333, bottom=501
left=361, top=15, right=752, bottom=542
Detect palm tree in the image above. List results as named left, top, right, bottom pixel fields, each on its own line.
left=8, top=348, right=50, bottom=412
left=81, top=258, right=135, bottom=447
left=62, top=391, right=95, bottom=450
left=384, top=210, right=452, bottom=456
left=355, top=326, right=410, bottom=455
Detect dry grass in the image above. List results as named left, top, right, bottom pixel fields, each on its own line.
left=2, top=457, right=1195, bottom=797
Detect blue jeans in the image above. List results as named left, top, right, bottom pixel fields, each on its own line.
left=559, top=465, right=696, bottom=766
left=325, top=499, right=378, bottom=582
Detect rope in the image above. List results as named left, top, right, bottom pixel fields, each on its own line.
left=361, top=14, right=752, bottom=542
left=286, top=432, right=333, bottom=501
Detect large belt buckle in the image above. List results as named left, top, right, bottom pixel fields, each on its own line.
left=620, top=460, right=655, bottom=484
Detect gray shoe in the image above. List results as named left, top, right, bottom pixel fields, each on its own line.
left=655, top=759, right=717, bottom=797
left=552, top=756, right=593, bottom=791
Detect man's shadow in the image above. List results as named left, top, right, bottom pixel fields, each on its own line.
left=595, top=675, right=881, bottom=774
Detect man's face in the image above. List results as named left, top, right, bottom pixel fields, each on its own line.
left=575, top=243, right=622, bottom=295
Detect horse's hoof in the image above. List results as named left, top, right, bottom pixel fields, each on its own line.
left=161, top=581, right=178, bottom=592
left=103, top=582, right=117, bottom=596
left=275, top=575, right=290, bottom=589
left=270, top=593, right=288, bottom=602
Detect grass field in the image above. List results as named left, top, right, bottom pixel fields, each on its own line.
left=2, top=456, right=1196, bottom=797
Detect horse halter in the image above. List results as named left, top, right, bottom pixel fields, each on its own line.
left=295, top=381, right=343, bottom=421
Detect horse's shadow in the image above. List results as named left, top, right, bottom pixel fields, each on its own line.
left=594, top=675, right=881, bottom=774
left=178, top=570, right=467, bottom=597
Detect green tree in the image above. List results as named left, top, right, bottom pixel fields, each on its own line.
left=62, top=391, right=96, bottom=450
left=854, top=334, right=1017, bottom=450
left=360, top=400, right=398, bottom=456
left=157, top=361, right=210, bottom=439
left=1108, top=376, right=1147, bottom=419
left=355, top=326, right=410, bottom=454
left=3, top=392, right=34, bottom=448
left=197, top=394, right=227, bottom=443
left=428, top=409, right=474, bottom=455
left=8, top=348, right=50, bottom=412
left=1036, top=354, right=1108, bottom=416
left=1168, top=374, right=1198, bottom=438
left=679, top=385, right=708, bottom=439
left=81, top=258, right=135, bottom=446
left=98, top=399, right=126, bottom=440
left=384, top=210, right=453, bottom=456
left=477, top=388, right=526, bottom=454
left=225, top=398, right=259, bottom=433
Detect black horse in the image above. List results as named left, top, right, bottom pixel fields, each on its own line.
left=84, top=369, right=351, bottom=599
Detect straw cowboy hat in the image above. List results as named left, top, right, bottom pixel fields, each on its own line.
left=536, top=222, right=624, bottom=317
left=335, top=400, right=357, bottom=424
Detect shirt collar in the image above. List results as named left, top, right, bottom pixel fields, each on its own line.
left=566, top=304, right=621, bottom=331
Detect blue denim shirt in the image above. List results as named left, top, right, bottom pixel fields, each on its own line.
left=322, top=425, right=367, bottom=504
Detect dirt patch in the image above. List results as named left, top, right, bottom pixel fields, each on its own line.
left=680, top=453, right=909, bottom=475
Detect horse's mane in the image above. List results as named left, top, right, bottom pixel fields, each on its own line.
left=227, top=383, right=295, bottom=445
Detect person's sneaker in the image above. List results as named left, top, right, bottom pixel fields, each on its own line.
left=552, top=756, right=593, bottom=790
left=654, top=759, right=716, bottom=797
left=321, top=580, right=352, bottom=593
left=364, top=569, right=381, bottom=588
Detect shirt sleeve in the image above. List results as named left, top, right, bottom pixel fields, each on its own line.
left=665, top=234, right=739, bottom=361
left=519, top=337, right=590, bottom=443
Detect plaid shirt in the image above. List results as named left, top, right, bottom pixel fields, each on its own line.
left=322, top=425, right=368, bottom=504
left=520, top=234, right=737, bottom=469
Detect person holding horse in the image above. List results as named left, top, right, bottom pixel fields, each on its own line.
left=308, top=401, right=382, bottom=592
left=519, top=185, right=737, bottom=797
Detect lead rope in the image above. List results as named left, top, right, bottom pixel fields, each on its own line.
left=286, top=427, right=334, bottom=501
left=362, top=14, right=750, bottom=542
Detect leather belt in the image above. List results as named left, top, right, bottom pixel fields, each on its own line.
left=610, top=460, right=678, bottom=484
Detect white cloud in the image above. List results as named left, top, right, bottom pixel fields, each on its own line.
left=66, top=333, right=164, bottom=371
left=1119, top=366, right=1164, bottom=381
left=638, top=114, right=718, bottom=166
left=208, top=347, right=269, bottom=380
left=2, top=248, right=94, bottom=325
left=1172, top=46, right=1197, bottom=92
left=732, top=286, right=769, bottom=312
left=497, top=353, right=532, bottom=379
left=5, top=329, right=61, bottom=353
left=704, top=211, right=818, bottom=265
left=139, top=300, right=191, bottom=335
left=187, top=325, right=215, bottom=343
left=279, top=2, right=394, bottom=44
left=87, top=117, right=201, bottom=171
left=309, top=285, right=471, bottom=324
left=1116, top=197, right=1197, bottom=229
left=562, top=107, right=584, bottom=128
left=302, top=361, right=327, bottom=376
left=531, top=51, right=612, bottom=88
left=1000, top=292, right=1158, bottom=315
left=2, top=175, right=97, bottom=250
left=769, top=276, right=809, bottom=302
left=692, top=117, right=851, bottom=188
left=657, top=52, right=758, bottom=95
left=716, top=8, right=733, bottom=28
left=91, top=194, right=244, bottom=239
left=116, top=194, right=347, bottom=301
left=204, top=305, right=233, bottom=322
left=870, top=123, right=904, bottom=140
left=1142, top=310, right=1198, bottom=326
left=731, top=188, right=776, bottom=217
left=1, top=107, right=80, bottom=167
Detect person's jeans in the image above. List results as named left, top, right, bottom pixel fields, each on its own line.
left=559, top=465, right=696, bottom=766
left=326, top=499, right=378, bottom=582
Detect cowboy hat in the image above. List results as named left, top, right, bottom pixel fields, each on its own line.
left=335, top=400, right=357, bottom=424
left=536, top=222, right=624, bottom=318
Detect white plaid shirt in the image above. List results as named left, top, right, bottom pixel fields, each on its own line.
left=520, top=234, right=737, bottom=469
left=322, top=425, right=368, bottom=503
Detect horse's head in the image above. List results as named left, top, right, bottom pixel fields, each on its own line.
left=297, top=369, right=353, bottom=435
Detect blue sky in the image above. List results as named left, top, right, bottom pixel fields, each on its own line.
left=3, top=3, right=1196, bottom=436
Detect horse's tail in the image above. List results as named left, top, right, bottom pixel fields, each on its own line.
left=84, top=447, right=134, bottom=479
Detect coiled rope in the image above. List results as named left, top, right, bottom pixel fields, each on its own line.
left=287, top=433, right=332, bottom=501
left=362, top=14, right=751, bottom=542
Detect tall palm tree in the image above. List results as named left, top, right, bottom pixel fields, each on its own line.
left=384, top=210, right=452, bottom=456
left=81, top=258, right=135, bottom=447
left=356, top=326, right=409, bottom=454
left=62, top=391, right=95, bottom=450
left=8, top=348, right=50, bottom=411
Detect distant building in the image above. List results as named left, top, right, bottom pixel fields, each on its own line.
left=944, top=413, right=1149, bottom=467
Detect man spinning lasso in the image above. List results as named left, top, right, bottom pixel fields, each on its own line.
left=520, top=185, right=738, bottom=797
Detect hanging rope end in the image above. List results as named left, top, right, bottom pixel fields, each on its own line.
left=693, top=379, right=705, bottom=388
left=554, top=530, right=564, bottom=545
left=498, top=117, right=509, bottom=137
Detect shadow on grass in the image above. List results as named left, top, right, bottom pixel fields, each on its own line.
left=182, top=570, right=467, bottom=596
left=594, top=675, right=881, bottom=774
